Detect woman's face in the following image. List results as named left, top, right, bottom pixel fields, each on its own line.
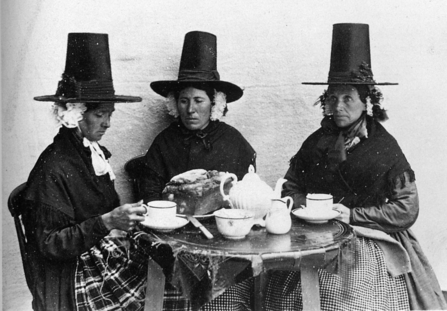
left=78, top=103, right=115, bottom=141
left=177, top=87, right=212, bottom=131
left=325, top=85, right=365, bottom=128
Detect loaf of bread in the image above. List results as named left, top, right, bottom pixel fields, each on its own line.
left=162, top=169, right=230, bottom=215
left=163, top=170, right=227, bottom=197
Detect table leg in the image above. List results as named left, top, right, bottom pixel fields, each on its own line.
left=144, top=257, right=165, bottom=311
left=300, top=256, right=321, bottom=311
left=254, top=272, right=268, bottom=311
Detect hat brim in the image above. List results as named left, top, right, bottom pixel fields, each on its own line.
left=150, top=80, right=243, bottom=103
left=302, top=82, right=398, bottom=85
left=33, top=95, right=142, bottom=103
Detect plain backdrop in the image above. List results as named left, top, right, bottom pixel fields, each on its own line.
left=2, top=0, right=447, bottom=309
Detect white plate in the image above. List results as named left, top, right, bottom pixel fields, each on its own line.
left=140, top=216, right=189, bottom=232
left=292, top=208, right=341, bottom=224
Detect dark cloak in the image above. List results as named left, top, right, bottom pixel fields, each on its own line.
left=137, top=120, right=256, bottom=202
left=22, top=126, right=119, bottom=311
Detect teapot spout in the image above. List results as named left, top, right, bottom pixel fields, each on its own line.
left=274, top=178, right=287, bottom=198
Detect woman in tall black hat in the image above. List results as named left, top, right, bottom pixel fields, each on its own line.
left=133, top=30, right=256, bottom=310
left=22, top=33, right=151, bottom=311
left=136, top=31, right=255, bottom=204
left=274, top=23, right=446, bottom=310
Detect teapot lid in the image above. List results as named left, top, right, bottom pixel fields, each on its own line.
left=242, top=165, right=261, bottom=182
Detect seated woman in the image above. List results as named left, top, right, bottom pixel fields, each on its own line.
left=137, top=31, right=256, bottom=204
left=135, top=31, right=256, bottom=310
left=278, top=23, right=447, bottom=310
left=22, top=33, right=149, bottom=311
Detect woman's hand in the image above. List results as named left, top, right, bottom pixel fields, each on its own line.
left=332, top=203, right=351, bottom=224
left=101, top=200, right=147, bottom=232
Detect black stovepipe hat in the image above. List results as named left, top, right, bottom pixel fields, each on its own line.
left=34, top=33, right=142, bottom=103
left=150, top=31, right=243, bottom=103
left=303, top=23, right=397, bottom=86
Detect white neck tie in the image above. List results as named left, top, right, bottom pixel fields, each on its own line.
left=83, top=138, right=116, bottom=180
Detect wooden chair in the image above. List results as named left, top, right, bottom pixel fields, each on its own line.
left=7, top=183, right=34, bottom=292
left=124, top=155, right=146, bottom=199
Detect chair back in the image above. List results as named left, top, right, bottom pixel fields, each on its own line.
left=124, top=155, right=146, bottom=199
left=7, top=183, right=34, bottom=291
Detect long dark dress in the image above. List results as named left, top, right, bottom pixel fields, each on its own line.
left=282, top=115, right=446, bottom=310
left=136, top=119, right=256, bottom=310
left=22, top=127, right=148, bottom=311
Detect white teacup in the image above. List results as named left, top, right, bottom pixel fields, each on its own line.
left=143, top=200, right=177, bottom=224
left=306, top=193, right=333, bottom=214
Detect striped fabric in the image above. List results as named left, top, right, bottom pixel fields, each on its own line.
left=162, top=286, right=191, bottom=311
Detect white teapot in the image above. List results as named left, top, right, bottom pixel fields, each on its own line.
left=220, top=165, right=286, bottom=226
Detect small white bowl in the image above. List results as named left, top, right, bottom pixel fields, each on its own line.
left=214, top=209, right=255, bottom=240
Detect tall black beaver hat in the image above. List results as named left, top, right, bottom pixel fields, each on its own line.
left=150, top=31, right=243, bottom=103
left=34, top=33, right=142, bottom=103
left=303, top=23, right=398, bottom=85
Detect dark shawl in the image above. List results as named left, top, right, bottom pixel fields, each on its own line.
left=283, top=116, right=446, bottom=310
left=286, top=115, right=415, bottom=208
left=22, top=126, right=119, bottom=311
left=138, top=120, right=256, bottom=202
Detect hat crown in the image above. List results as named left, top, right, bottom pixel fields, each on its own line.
left=64, top=33, right=112, bottom=81
left=329, top=24, right=371, bottom=77
left=302, top=23, right=396, bottom=85
left=327, top=23, right=376, bottom=83
left=34, top=32, right=142, bottom=102
left=179, top=31, right=217, bottom=72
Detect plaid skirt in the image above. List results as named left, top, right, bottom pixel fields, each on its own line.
left=165, top=237, right=410, bottom=311
left=75, top=232, right=150, bottom=311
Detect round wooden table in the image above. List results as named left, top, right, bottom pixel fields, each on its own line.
left=142, top=216, right=354, bottom=311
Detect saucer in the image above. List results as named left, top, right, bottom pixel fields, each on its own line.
left=292, top=208, right=340, bottom=224
left=140, top=216, right=189, bottom=232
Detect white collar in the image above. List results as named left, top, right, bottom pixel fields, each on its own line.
left=83, top=138, right=116, bottom=180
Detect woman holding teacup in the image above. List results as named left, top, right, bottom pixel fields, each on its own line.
left=21, top=33, right=150, bottom=310
left=279, top=24, right=446, bottom=310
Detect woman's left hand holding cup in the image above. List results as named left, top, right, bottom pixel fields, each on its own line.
left=101, top=200, right=147, bottom=232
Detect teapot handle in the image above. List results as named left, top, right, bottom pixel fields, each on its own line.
left=220, top=173, right=238, bottom=202
left=282, top=196, right=294, bottom=212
